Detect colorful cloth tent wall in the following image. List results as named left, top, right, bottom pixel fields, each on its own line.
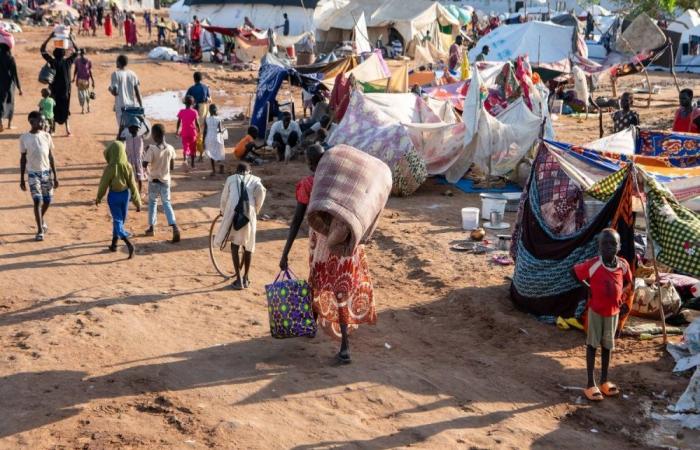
left=510, top=146, right=637, bottom=320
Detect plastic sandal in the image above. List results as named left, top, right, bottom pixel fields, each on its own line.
left=600, top=382, right=620, bottom=397
left=584, top=386, right=604, bottom=401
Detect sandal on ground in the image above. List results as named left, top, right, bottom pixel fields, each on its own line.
left=600, top=382, right=620, bottom=397
left=243, top=277, right=250, bottom=288
left=584, top=386, right=604, bottom=402
left=108, top=244, right=117, bottom=252
left=42, top=222, right=48, bottom=234
left=335, top=351, right=352, bottom=365
left=35, top=233, right=44, bottom=242
left=230, top=279, right=244, bottom=290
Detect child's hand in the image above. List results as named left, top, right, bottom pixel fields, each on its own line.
left=95, top=199, right=100, bottom=206
left=53, top=179, right=59, bottom=189
left=19, top=180, right=26, bottom=191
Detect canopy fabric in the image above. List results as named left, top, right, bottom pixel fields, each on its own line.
left=322, top=51, right=390, bottom=89
left=295, top=56, right=357, bottom=78
left=169, top=0, right=313, bottom=34
left=314, top=0, right=458, bottom=42
left=354, top=11, right=372, bottom=54
left=469, top=21, right=578, bottom=73
left=234, top=35, right=268, bottom=63
left=510, top=146, right=636, bottom=320
left=327, top=91, right=442, bottom=196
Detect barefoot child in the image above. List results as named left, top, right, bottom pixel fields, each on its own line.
left=19, top=111, right=59, bottom=241
left=124, top=115, right=149, bottom=197
left=38, top=88, right=55, bottom=134
left=143, top=124, right=181, bottom=243
left=203, top=104, right=225, bottom=175
left=573, top=229, right=632, bottom=402
left=96, top=141, right=141, bottom=258
left=213, top=162, right=266, bottom=289
left=176, top=95, right=200, bottom=170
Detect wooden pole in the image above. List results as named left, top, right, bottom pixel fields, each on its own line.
left=631, top=165, right=667, bottom=344
left=668, top=39, right=681, bottom=94
left=611, top=75, right=618, bottom=98
left=642, top=65, right=652, bottom=108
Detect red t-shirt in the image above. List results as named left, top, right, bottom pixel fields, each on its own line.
left=672, top=107, right=700, bottom=133
left=295, top=175, right=314, bottom=205
left=574, top=256, right=632, bottom=317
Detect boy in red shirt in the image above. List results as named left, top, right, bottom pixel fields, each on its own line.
left=573, top=229, right=632, bottom=401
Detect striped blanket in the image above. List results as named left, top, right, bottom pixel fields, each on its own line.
left=308, top=145, right=392, bottom=257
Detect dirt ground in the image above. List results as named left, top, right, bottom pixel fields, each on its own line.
left=1, top=23, right=699, bottom=450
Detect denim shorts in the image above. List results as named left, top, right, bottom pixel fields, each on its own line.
left=28, top=170, right=53, bottom=202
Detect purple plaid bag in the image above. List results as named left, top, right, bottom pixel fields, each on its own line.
left=265, top=270, right=317, bottom=339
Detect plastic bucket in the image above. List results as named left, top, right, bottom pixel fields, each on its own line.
left=286, top=46, right=296, bottom=59
left=480, top=194, right=507, bottom=220
left=461, top=207, right=479, bottom=230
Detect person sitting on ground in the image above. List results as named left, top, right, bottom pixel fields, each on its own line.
left=267, top=111, right=301, bottom=162
left=475, top=44, right=489, bottom=62
left=673, top=88, right=700, bottom=133
left=19, top=111, right=59, bottom=242
left=143, top=124, right=181, bottom=243
left=95, top=140, right=141, bottom=258
left=234, top=125, right=264, bottom=164
left=572, top=229, right=632, bottom=402
left=611, top=92, right=639, bottom=133
left=214, top=162, right=267, bottom=290
left=38, top=88, right=56, bottom=135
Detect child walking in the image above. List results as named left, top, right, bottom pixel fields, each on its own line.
left=573, top=229, right=633, bottom=402
left=204, top=104, right=226, bottom=176
left=124, top=116, right=149, bottom=198
left=38, top=88, right=56, bottom=134
left=95, top=141, right=141, bottom=258
left=19, top=111, right=59, bottom=241
left=213, top=162, right=266, bottom=289
left=176, top=95, right=200, bottom=171
left=143, top=124, right=181, bottom=243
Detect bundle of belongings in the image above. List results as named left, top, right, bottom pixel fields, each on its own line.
left=307, top=145, right=392, bottom=256
left=665, top=318, right=700, bottom=430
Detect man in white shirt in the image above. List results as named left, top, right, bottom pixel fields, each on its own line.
left=109, top=54, right=143, bottom=133
left=266, top=111, right=301, bottom=162
left=143, top=124, right=180, bottom=243
left=19, top=111, right=59, bottom=241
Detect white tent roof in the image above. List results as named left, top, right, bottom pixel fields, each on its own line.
left=668, top=10, right=700, bottom=34
left=469, top=21, right=575, bottom=67
left=314, top=0, right=458, bottom=42
left=168, top=0, right=314, bottom=34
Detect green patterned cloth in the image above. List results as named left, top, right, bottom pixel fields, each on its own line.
left=586, top=167, right=629, bottom=201
left=645, top=175, right=700, bottom=277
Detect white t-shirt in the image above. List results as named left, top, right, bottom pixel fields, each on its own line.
left=20, top=131, right=54, bottom=173
left=110, top=69, right=140, bottom=111
left=143, top=143, right=176, bottom=182
left=266, top=120, right=301, bottom=146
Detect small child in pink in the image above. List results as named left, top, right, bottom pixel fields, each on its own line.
left=176, top=95, right=200, bottom=170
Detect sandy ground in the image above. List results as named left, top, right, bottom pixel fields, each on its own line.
left=1, top=24, right=700, bottom=450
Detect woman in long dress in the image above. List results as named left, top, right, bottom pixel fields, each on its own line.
left=204, top=104, right=225, bottom=175
left=0, top=43, right=21, bottom=132
left=279, top=145, right=376, bottom=364
left=214, top=162, right=266, bottom=290
left=40, top=32, right=79, bottom=136
left=104, top=12, right=112, bottom=37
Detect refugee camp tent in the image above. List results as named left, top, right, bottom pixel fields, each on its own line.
left=511, top=141, right=700, bottom=321
left=668, top=9, right=700, bottom=36
left=169, top=0, right=317, bottom=34
left=468, top=21, right=586, bottom=75
left=313, top=0, right=459, bottom=54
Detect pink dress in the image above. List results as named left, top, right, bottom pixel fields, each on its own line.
left=178, top=108, right=199, bottom=157
left=128, top=19, right=138, bottom=46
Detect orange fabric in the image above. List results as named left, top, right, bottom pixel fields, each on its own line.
left=234, top=135, right=253, bottom=159
left=408, top=71, right=435, bottom=87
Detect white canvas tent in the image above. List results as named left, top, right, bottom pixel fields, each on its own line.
left=115, top=0, right=155, bottom=11
left=169, top=0, right=316, bottom=34
left=469, top=21, right=582, bottom=73
left=314, top=0, right=458, bottom=53
left=668, top=9, right=700, bottom=35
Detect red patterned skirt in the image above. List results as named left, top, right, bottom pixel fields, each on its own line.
left=308, top=230, right=376, bottom=339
